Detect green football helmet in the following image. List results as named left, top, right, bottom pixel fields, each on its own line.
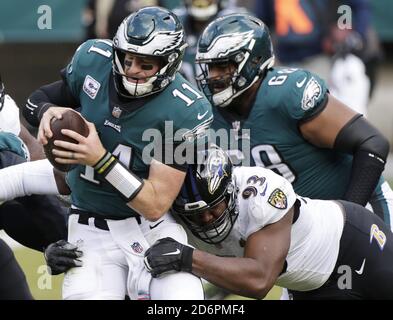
left=113, top=6, right=187, bottom=98
left=196, top=14, right=275, bottom=107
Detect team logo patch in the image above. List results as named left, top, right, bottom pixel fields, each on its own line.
left=112, top=106, right=122, bottom=118
left=301, top=77, right=322, bottom=111
left=131, top=242, right=144, bottom=254
left=83, top=75, right=101, bottom=99
left=268, top=188, right=288, bottom=209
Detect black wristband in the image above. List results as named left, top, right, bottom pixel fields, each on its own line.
left=94, top=151, right=116, bottom=174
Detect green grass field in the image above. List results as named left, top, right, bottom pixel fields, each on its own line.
left=14, top=247, right=63, bottom=300
left=14, top=246, right=282, bottom=300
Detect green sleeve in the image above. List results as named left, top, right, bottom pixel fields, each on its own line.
left=64, top=39, right=111, bottom=99
left=280, top=69, right=329, bottom=121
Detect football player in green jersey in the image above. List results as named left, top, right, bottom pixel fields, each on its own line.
left=19, top=7, right=211, bottom=300
left=195, top=14, right=393, bottom=230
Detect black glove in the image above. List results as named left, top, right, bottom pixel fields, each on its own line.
left=44, top=240, right=83, bottom=275
left=144, top=237, right=194, bottom=278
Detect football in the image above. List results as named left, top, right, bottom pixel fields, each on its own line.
left=44, top=110, right=89, bottom=172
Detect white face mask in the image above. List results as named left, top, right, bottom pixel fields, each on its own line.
left=189, top=3, right=218, bottom=21
left=122, top=76, right=156, bottom=97
left=212, top=85, right=234, bottom=107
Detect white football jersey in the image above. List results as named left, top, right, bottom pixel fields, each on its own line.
left=207, top=167, right=345, bottom=292
left=0, top=94, right=21, bottom=136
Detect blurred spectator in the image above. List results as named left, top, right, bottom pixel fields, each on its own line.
left=255, top=0, right=382, bottom=112
left=82, top=0, right=181, bottom=40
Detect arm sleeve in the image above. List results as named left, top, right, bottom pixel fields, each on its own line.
left=334, top=114, right=390, bottom=205
left=23, top=40, right=96, bottom=127
left=24, top=80, right=80, bottom=127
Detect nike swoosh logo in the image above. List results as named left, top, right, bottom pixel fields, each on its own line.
left=163, top=249, right=181, bottom=256
left=296, top=77, right=307, bottom=88
left=197, top=111, right=209, bottom=120
left=149, top=220, right=164, bottom=230
left=355, top=258, right=366, bottom=275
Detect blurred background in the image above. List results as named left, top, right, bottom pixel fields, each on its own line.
left=0, top=0, right=392, bottom=299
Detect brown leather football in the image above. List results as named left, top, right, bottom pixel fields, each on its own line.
left=44, top=110, right=89, bottom=172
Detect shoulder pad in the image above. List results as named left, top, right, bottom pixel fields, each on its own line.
left=67, top=39, right=113, bottom=75
left=265, top=68, right=328, bottom=120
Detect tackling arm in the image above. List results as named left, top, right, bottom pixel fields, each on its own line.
left=0, top=158, right=70, bottom=204
left=145, top=207, right=293, bottom=299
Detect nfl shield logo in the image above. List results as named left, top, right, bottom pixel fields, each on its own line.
left=112, top=106, right=122, bottom=118
left=131, top=242, right=144, bottom=254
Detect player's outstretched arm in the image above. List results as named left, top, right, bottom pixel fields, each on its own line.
left=145, top=208, right=293, bottom=299
left=0, top=158, right=70, bottom=204
left=299, top=94, right=390, bottom=206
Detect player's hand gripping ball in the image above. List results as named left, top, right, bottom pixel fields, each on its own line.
left=44, top=110, right=89, bottom=172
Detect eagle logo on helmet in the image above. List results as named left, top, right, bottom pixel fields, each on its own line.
left=140, top=30, right=184, bottom=55
left=198, top=30, right=254, bottom=60
left=206, top=149, right=228, bottom=194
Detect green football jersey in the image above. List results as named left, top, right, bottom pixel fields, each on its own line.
left=211, top=67, right=356, bottom=200
left=0, top=132, right=29, bottom=160
left=64, top=39, right=213, bottom=218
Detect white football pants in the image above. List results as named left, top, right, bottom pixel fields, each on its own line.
left=62, top=212, right=204, bottom=300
